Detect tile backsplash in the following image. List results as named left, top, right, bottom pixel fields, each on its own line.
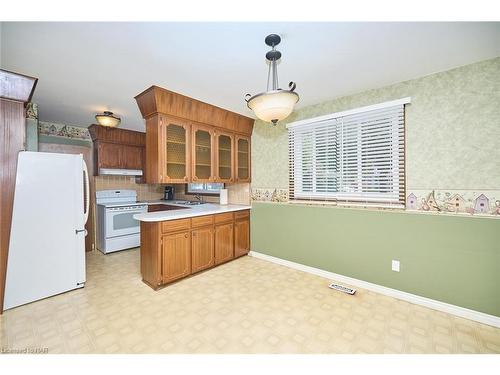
left=94, top=176, right=165, bottom=201
left=94, top=177, right=250, bottom=205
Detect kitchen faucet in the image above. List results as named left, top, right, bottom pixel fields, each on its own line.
left=194, top=193, right=204, bottom=203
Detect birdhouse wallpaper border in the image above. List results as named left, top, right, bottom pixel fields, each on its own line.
left=38, top=121, right=91, bottom=141
left=251, top=188, right=500, bottom=218
left=405, top=189, right=500, bottom=217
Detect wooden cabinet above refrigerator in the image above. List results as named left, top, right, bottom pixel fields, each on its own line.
left=135, top=85, right=254, bottom=184
left=88, top=124, right=146, bottom=177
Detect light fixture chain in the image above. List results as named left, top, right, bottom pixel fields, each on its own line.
left=274, top=59, right=279, bottom=90
left=266, top=60, right=272, bottom=91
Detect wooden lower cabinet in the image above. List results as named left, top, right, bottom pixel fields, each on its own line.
left=215, top=222, right=234, bottom=265
left=191, top=226, right=214, bottom=273
left=140, top=209, right=250, bottom=289
left=234, top=218, right=250, bottom=258
left=162, top=232, right=191, bottom=284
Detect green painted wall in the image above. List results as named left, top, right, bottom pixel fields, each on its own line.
left=251, top=203, right=500, bottom=316
left=25, top=118, right=38, bottom=151
left=38, top=134, right=92, bottom=148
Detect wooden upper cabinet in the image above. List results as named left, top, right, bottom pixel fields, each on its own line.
left=235, top=136, right=251, bottom=182
left=191, top=124, right=214, bottom=183
left=135, top=85, right=254, bottom=184
left=135, top=86, right=254, bottom=134
left=162, top=116, right=191, bottom=183
left=97, top=142, right=121, bottom=169
left=215, top=130, right=234, bottom=183
left=120, top=145, right=144, bottom=170
left=88, top=124, right=146, bottom=175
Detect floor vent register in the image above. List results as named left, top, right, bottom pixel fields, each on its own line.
left=328, top=282, right=356, bottom=295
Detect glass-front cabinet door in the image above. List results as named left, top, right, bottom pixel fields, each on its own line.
left=236, top=136, right=251, bottom=182
left=163, top=117, right=190, bottom=183
left=192, top=124, right=214, bottom=182
left=215, top=131, right=234, bottom=183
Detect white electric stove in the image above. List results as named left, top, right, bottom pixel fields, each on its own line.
left=96, top=190, right=147, bottom=254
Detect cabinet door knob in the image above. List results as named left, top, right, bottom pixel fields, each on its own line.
left=185, top=234, right=188, bottom=238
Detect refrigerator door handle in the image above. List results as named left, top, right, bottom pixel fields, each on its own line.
left=82, top=159, right=90, bottom=224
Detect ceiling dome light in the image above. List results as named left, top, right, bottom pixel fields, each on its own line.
left=245, top=34, right=299, bottom=125
left=95, top=111, right=121, bottom=127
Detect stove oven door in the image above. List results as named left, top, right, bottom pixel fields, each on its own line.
left=105, top=206, right=146, bottom=238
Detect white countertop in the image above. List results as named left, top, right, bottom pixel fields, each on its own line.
left=133, top=202, right=251, bottom=222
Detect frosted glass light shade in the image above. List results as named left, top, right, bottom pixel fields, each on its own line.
left=247, top=90, right=299, bottom=123
left=95, top=111, right=121, bottom=127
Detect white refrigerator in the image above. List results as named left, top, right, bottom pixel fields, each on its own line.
left=3, top=151, right=89, bottom=310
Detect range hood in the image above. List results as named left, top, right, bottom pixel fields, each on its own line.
left=99, top=168, right=143, bottom=176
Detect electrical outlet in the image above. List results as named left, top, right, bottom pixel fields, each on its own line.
left=392, top=260, right=400, bottom=272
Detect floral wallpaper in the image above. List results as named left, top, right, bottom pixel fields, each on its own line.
left=251, top=57, right=500, bottom=217
left=38, top=121, right=91, bottom=141
left=26, top=102, right=38, bottom=120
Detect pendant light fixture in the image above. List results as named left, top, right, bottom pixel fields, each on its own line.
left=95, top=111, right=121, bottom=127
left=245, top=34, right=299, bottom=125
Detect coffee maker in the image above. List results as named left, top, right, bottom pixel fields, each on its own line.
left=163, top=186, right=174, bottom=200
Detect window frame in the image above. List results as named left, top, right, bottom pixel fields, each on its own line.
left=287, top=98, right=410, bottom=208
left=185, top=182, right=224, bottom=196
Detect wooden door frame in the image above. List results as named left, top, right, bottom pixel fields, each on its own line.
left=0, top=69, right=38, bottom=314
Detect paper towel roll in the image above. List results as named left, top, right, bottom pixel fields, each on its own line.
left=219, top=189, right=228, bottom=205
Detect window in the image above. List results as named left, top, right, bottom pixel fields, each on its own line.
left=288, top=98, right=409, bottom=207
left=186, top=183, right=224, bottom=195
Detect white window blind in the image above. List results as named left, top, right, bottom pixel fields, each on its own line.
left=288, top=98, right=409, bottom=207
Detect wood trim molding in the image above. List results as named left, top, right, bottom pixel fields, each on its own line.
left=88, top=124, right=145, bottom=146
left=135, top=85, right=254, bottom=136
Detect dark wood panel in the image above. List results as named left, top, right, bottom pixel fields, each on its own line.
left=97, top=142, right=122, bottom=168
left=0, top=101, right=26, bottom=314
left=0, top=69, right=37, bottom=314
left=119, top=144, right=144, bottom=170
left=89, top=124, right=146, bottom=175
left=88, top=124, right=145, bottom=146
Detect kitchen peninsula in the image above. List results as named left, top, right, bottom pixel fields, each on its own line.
left=134, top=203, right=251, bottom=289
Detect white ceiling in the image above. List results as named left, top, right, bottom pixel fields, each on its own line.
left=1, top=22, right=499, bottom=131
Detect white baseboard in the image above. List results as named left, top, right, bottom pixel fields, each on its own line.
left=249, top=251, right=500, bottom=328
